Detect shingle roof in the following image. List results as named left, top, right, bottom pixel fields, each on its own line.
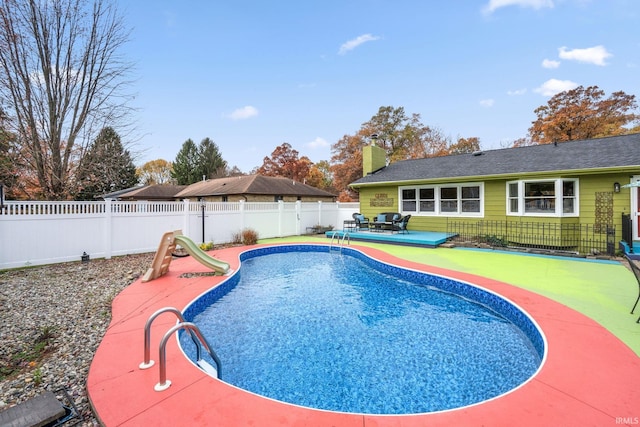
left=119, top=184, right=187, bottom=199
left=351, top=133, right=640, bottom=186
left=175, top=175, right=336, bottom=198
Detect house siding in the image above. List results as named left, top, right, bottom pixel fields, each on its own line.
left=357, top=171, right=635, bottom=246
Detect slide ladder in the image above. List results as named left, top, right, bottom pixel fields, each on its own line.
left=142, top=230, right=230, bottom=282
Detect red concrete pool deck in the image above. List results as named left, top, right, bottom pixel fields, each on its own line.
left=87, top=244, right=640, bottom=426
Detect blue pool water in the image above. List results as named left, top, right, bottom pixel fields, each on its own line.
left=181, top=245, right=544, bottom=415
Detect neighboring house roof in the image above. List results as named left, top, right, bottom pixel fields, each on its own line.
left=116, top=184, right=188, bottom=200
left=352, top=133, right=640, bottom=186
left=100, top=185, right=145, bottom=199
left=175, top=175, right=336, bottom=198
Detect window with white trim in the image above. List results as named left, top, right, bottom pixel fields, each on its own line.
left=399, top=183, right=483, bottom=216
left=506, top=179, right=578, bottom=216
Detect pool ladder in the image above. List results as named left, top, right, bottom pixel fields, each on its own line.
left=139, top=307, right=222, bottom=391
left=330, top=231, right=350, bottom=253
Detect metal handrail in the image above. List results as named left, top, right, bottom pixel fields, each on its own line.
left=329, top=231, right=350, bottom=253
left=139, top=307, right=198, bottom=369
left=154, top=322, right=222, bottom=392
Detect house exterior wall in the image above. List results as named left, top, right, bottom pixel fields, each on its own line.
left=356, top=170, right=636, bottom=245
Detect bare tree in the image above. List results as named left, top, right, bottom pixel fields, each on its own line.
left=0, top=0, right=133, bottom=199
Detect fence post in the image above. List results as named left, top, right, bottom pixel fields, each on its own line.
left=239, top=200, right=245, bottom=231
left=104, top=199, right=112, bottom=259
left=278, top=200, right=284, bottom=237
left=182, top=199, right=190, bottom=236
left=296, top=200, right=302, bottom=236
left=317, top=201, right=323, bottom=227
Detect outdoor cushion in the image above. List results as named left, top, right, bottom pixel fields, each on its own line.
left=356, top=214, right=365, bottom=221
left=377, top=214, right=387, bottom=222
left=393, top=214, right=400, bottom=221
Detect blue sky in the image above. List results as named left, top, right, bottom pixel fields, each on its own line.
left=120, top=0, right=639, bottom=173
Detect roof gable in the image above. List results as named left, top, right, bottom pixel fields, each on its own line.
left=352, top=133, right=640, bottom=186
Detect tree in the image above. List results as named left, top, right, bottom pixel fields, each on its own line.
left=0, top=0, right=133, bottom=200
left=447, top=137, right=481, bottom=155
left=137, top=159, right=174, bottom=185
left=226, top=165, right=245, bottom=176
left=529, top=85, right=639, bottom=143
left=330, top=106, right=468, bottom=201
left=199, top=137, right=227, bottom=179
left=256, top=142, right=312, bottom=182
left=0, top=109, right=17, bottom=198
left=74, top=127, right=137, bottom=200
left=313, top=160, right=334, bottom=190
left=171, top=137, right=229, bottom=184
left=172, top=139, right=202, bottom=185
left=330, top=132, right=366, bottom=201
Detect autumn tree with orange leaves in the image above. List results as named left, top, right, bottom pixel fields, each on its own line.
left=256, top=142, right=331, bottom=190
left=330, top=106, right=480, bottom=201
left=137, top=159, right=175, bottom=185
left=529, top=85, right=639, bottom=144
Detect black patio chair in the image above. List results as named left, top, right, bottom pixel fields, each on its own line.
left=392, top=214, right=411, bottom=234
left=625, top=253, right=640, bottom=323
left=352, top=213, right=370, bottom=231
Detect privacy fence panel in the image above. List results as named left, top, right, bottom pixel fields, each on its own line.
left=0, top=200, right=359, bottom=269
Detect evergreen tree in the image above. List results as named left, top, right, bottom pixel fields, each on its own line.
left=199, top=138, right=227, bottom=179
left=172, top=139, right=202, bottom=184
left=172, top=138, right=229, bottom=184
left=75, top=127, right=138, bottom=200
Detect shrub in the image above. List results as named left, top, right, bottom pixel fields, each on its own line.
left=199, top=241, right=214, bottom=251
left=241, top=228, right=259, bottom=245
left=231, top=231, right=243, bottom=244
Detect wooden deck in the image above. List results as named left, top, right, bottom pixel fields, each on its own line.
left=325, top=229, right=455, bottom=247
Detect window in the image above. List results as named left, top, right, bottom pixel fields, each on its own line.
left=507, top=179, right=578, bottom=216
left=399, top=183, right=483, bottom=216
left=461, top=186, right=481, bottom=213
left=508, top=183, right=518, bottom=213
left=440, top=187, right=458, bottom=212
left=419, top=188, right=435, bottom=212
left=524, top=182, right=555, bottom=213
left=562, top=181, right=575, bottom=213
left=402, top=189, right=417, bottom=211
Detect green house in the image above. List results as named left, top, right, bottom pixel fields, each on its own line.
left=350, top=133, right=640, bottom=255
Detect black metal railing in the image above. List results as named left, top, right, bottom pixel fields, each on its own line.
left=622, top=213, right=632, bottom=251
left=446, top=220, right=616, bottom=256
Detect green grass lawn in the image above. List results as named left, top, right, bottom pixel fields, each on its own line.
left=260, top=236, right=640, bottom=356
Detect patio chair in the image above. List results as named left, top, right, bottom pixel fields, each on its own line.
left=352, top=213, right=370, bottom=231
left=392, top=215, right=411, bottom=234
left=625, top=253, right=640, bottom=323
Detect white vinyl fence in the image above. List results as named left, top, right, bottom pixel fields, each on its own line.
left=0, top=199, right=359, bottom=269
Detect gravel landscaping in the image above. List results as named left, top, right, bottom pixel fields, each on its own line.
left=0, top=253, right=155, bottom=426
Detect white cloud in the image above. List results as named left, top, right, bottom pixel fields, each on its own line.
left=507, top=88, right=527, bottom=95
left=479, top=99, right=495, bottom=107
left=534, top=78, right=579, bottom=96
left=542, top=58, right=560, bottom=69
left=307, top=137, right=329, bottom=149
left=483, top=0, right=553, bottom=14
left=226, top=106, right=258, bottom=120
left=338, top=34, right=380, bottom=55
left=558, top=45, right=612, bottom=66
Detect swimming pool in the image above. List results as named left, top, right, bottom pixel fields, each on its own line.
left=181, top=245, right=545, bottom=415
